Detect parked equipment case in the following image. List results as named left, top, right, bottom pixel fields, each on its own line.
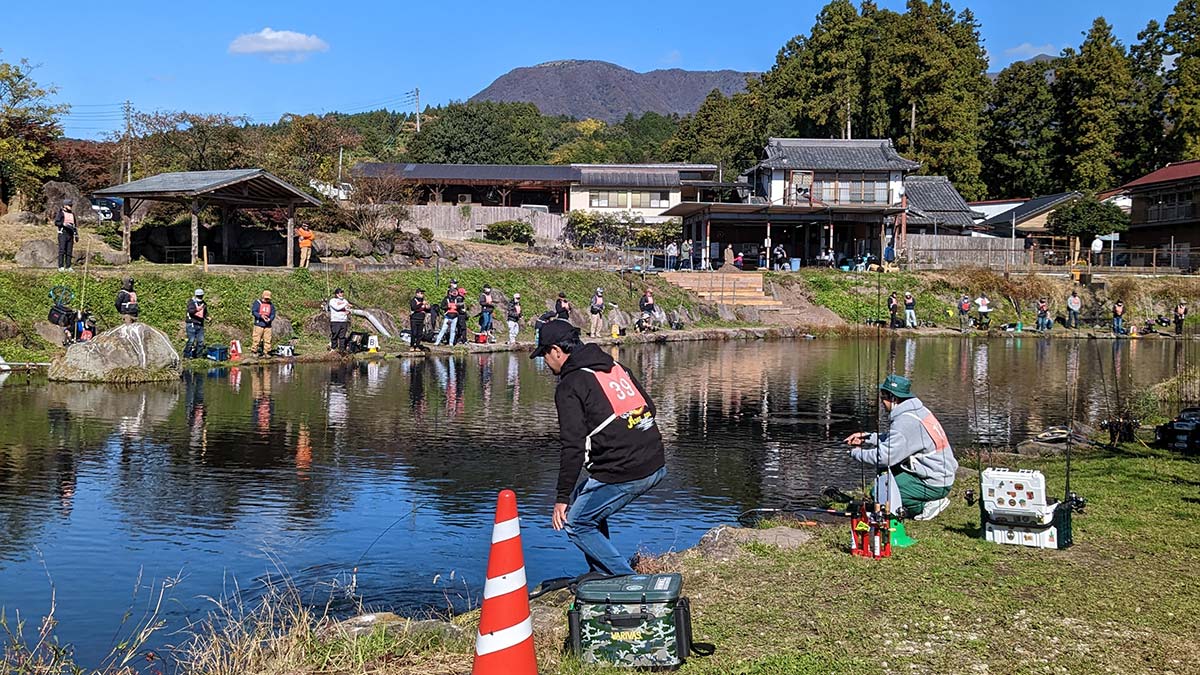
left=569, top=573, right=693, bottom=669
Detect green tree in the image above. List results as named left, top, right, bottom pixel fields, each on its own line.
left=1047, top=195, right=1130, bottom=245
left=982, top=59, right=1059, bottom=198
left=1120, top=20, right=1172, bottom=181
left=1054, top=18, right=1133, bottom=192
left=406, top=101, right=549, bottom=164
left=1165, top=0, right=1200, bottom=158
left=664, top=89, right=763, bottom=175
left=800, top=0, right=866, bottom=138
left=256, top=113, right=361, bottom=187
left=0, top=52, right=67, bottom=206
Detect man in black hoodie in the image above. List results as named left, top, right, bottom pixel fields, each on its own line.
left=531, top=319, right=666, bottom=576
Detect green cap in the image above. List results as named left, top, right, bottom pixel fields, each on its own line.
left=880, top=374, right=914, bottom=399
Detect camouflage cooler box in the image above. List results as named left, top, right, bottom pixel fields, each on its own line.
left=568, top=573, right=694, bottom=669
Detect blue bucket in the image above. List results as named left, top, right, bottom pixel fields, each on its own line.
left=790, top=258, right=801, bottom=271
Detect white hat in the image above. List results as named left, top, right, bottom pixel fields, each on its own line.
left=513, top=293, right=521, bottom=299
left=194, top=288, right=204, bottom=296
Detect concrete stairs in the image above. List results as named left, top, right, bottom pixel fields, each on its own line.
left=661, top=271, right=805, bottom=325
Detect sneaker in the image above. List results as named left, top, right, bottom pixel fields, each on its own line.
left=913, top=497, right=950, bottom=521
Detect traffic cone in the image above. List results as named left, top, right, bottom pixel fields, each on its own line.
left=472, top=489, right=537, bottom=675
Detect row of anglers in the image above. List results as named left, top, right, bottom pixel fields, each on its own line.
left=88, top=278, right=664, bottom=359
left=405, top=281, right=662, bottom=350
left=887, top=289, right=1189, bottom=335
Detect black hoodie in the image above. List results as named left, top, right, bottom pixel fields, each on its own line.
left=553, top=343, right=665, bottom=502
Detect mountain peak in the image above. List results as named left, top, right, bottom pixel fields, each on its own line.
left=471, top=60, right=753, bottom=122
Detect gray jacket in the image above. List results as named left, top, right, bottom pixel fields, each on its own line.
left=851, top=397, right=958, bottom=488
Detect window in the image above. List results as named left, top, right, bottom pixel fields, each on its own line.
left=1147, top=192, right=1195, bottom=223
left=631, top=191, right=670, bottom=209
left=589, top=191, right=627, bottom=208
left=808, top=173, right=889, bottom=205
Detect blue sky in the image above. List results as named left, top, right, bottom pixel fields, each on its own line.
left=0, top=0, right=1181, bottom=139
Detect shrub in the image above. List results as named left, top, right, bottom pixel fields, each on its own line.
left=484, top=220, right=534, bottom=244
left=418, top=227, right=434, bottom=242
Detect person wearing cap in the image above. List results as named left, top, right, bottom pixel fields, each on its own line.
left=1036, top=298, right=1051, bottom=332
left=1175, top=299, right=1188, bottom=335
left=532, top=319, right=666, bottom=576
left=975, top=293, right=993, bottom=329
left=506, top=292, right=523, bottom=344
left=328, top=288, right=352, bottom=353
left=54, top=198, right=79, bottom=271
left=903, top=292, right=917, bottom=328
left=250, top=290, right=277, bottom=356
left=296, top=223, right=316, bottom=268
left=115, top=277, right=139, bottom=324
left=1066, top=289, right=1082, bottom=329
left=479, top=285, right=496, bottom=338
left=1112, top=299, right=1126, bottom=335
left=555, top=292, right=571, bottom=321
left=184, top=288, right=207, bottom=358
left=844, top=374, right=958, bottom=521
left=588, top=288, right=605, bottom=338
left=958, top=294, right=971, bottom=331
left=455, top=287, right=468, bottom=344
left=410, top=288, right=430, bottom=350
left=434, top=285, right=461, bottom=346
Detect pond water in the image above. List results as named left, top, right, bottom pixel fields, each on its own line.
left=0, top=336, right=1189, bottom=666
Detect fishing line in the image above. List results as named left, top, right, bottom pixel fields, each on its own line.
left=874, top=268, right=885, bottom=512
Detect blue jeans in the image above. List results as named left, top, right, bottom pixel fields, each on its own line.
left=435, top=315, right=458, bottom=345
left=666, top=255, right=677, bottom=270
left=184, top=323, right=204, bottom=357
left=1113, top=317, right=1124, bottom=334
left=905, top=309, right=916, bottom=328
left=565, top=465, right=667, bottom=576
left=1068, top=309, right=1079, bottom=328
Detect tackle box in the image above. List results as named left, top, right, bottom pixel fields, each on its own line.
left=980, top=468, right=1073, bottom=550
left=206, top=346, right=229, bottom=361
left=569, top=573, right=693, bottom=669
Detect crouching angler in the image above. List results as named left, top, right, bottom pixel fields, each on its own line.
left=533, top=319, right=666, bottom=576
left=844, top=374, right=958, bottom=521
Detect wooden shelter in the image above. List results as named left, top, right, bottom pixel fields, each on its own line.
left=94, top=169, right=321, bottom=266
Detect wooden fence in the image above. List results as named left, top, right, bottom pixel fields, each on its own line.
left=406, top=205, right=565, bottom=243
left=904, top=234, right=1024, bottom=269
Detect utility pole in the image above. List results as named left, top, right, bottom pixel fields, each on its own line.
left=337, top=146, right=344, bottom=184
left=415, top=87, right=421, bottom=133
left=123, top=100, right=133, bottom=182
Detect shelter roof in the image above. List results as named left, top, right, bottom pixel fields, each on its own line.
left=904, top=176, right=981, bottom=227
left=1120, top=160, right=1200, bottom=191
left=94, top=169, right=319, bottom=207
left=981, top=191, right=1079, bottom=231
left=757, top=138, right=920, bottom=172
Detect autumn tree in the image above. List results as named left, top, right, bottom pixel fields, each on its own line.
left=50, top=139, right=119, bottom=192
left=256, top=113, right=361, bottom=187
left=130, top=111, right=250, bottom=175
left=0, top=52, right=67, bottom=206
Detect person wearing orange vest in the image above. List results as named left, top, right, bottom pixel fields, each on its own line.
left=250, top=290, right=277, bottom=356
left=532, top=319, right=666, bottom=576
left=844, top=374, right=958, bottom=521
left=296, top=224, right=316, bottom=268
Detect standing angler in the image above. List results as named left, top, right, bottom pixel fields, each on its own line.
left=184, top=289, right=207, bottom=358
left=844, top=374, right=958, bottom=521
left=409, top=288, right=430, bottom=350
left=250, top=290, right=276, bottom=357
left=55, top=198, right=78, bottom=271
left=532, top=320, right=666, bottom=576
left=506, top=292, right=522, bottom=344
left=328, top=288, right=352, bottom=353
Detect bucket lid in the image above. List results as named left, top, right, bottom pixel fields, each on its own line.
left=575, top=573, right=682, bottom=603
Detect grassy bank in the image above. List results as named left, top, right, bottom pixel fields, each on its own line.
left=0, top=267, right=715, bottom=363
left=9, top=442, right=1193, bottom=674
left=772, top=268, right=1200, bottom=329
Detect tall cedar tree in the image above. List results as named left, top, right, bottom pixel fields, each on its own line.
left=803, top=0, right=866, bottom=138
left=982, top=60, right=1059, bottom=198
left=406, top=101, right=550, bottom=164
left=664, top=89, right=762, bottom=175
left=1054, top=18, right=1133, bottom=192
left=1120, top=21, right=1172, bottom=181
left=1165, top=0, right=1200, bottom=158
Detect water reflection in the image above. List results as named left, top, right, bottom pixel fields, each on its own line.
left=0, top=337, right=1185, bottom=666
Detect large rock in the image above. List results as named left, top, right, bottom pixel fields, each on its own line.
left=93, top=247, right=131, bottom=266
left=271, top=315, right=293, bottom=341
left=42, top=182, right=99, bottom=226
left=695, top=525, right=813, bottom=562
left=15, top=239, right=58, bottom=268
left=34, top=320, right=64, bottom=346
left=394, top=232, right=434, bottom=259
left=717, top=304, right=739, bottom=322
left=48, top=323, right=180, bottom=383
left=0, top=210, right=39, bottom=225
left=373, top=239, right=393, bottom=256
left=354, top=308, right=400, bottom=337
left=349, top=238, right=373, bottom=257
left=0, top=317, right=20, bottom=340
left=305, top=311, right=330, bottom=338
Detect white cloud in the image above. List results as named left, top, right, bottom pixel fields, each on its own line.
left=229, top=27, right=329, bottom=62
left=1003, top=42, right=1059, bottom=60
left=660, top=49, right=682, bottom=66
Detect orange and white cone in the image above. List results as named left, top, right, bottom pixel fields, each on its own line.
left=472, top=489, right=537, bottom=675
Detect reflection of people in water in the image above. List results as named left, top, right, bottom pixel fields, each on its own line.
left=56, top=450, right=77, bottom=517
left=409, top=360, right=427, bottom=418
left=296, top=423, right=312, bottom=478
left=479, top=354, right=493, bottom=405
left=184, top=371, right=208, bottom=453
left=250, top=370, right=274, bottom=436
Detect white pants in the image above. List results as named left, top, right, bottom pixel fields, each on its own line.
left=507, top=320, right=519, bottom=344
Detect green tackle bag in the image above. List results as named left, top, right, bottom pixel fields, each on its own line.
left=568, top=573, right=709, bottom=669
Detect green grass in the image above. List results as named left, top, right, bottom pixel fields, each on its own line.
left=0, top=267, right=716, bottom=362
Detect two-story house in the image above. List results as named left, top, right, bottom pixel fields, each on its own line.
left=1121, top=160, right=1200, bottom=255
